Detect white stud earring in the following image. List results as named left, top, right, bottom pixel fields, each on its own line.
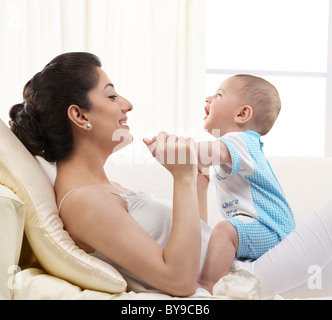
left=86, top=123, right=92, bottom=129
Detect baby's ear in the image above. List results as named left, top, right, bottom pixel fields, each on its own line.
left=234, top=105, right=253, bottom=124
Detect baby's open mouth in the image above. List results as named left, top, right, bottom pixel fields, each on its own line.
left=204, top=106, right=210, bottom=120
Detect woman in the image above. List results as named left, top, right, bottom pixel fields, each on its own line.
left=10, top=52, right=332, bottom=298
left=9, top=52, right=211, bottom=297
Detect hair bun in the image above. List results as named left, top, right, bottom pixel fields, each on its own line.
left=9, top=102, right=45, bottom=158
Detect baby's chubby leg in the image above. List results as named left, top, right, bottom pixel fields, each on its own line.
left=198, top=220, right=239, bottom=293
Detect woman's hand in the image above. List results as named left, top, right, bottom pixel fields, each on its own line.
left=196, top=171, right=210, bottom=223
left=144, top=132, right=197, bottom=179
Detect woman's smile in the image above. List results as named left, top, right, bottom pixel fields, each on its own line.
left=119, top=117, right=129, bottom=129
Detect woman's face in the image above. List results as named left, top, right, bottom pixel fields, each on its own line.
left=86, top=67, right=133, bottom=153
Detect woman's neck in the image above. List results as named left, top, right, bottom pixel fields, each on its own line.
left=54, top=148, right=110, bottom=191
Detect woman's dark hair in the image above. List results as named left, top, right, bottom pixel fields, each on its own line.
left=9, top=52, right=101, bottom=163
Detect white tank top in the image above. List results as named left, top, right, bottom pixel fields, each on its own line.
left=58, top=189, right=212, bottom=291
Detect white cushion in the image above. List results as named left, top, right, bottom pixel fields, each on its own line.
left=268, top=156, right=332, bottom=223
left=0, top=119, right=126, bottom=293
left=0, top=185, right=25, bottom=299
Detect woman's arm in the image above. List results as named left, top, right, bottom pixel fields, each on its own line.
left=150, top=133, right=202, bottom=294
left=63, top=133, right=201, bottom=296
left=196, top=172, right=209, bottom=223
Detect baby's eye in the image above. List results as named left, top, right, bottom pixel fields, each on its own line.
left=217, top=93, right=223, bottom=97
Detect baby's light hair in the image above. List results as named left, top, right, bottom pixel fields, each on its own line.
left=234, top=75, right=281, bottom=136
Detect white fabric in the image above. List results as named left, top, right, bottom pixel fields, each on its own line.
left=91, top=191, right=212, bottom=291
left=212, top=260, right=260, bottom=300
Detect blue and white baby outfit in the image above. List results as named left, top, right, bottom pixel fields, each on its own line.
left=210, top=130, right=295, bottom=259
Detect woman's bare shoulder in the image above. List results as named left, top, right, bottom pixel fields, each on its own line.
left=58, top=184, right=129, bottom=251
left=59, top=185, right=127, bottom=231
left=60, top=184, right=127, bottom=215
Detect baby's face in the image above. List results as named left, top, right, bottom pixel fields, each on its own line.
left=203, top=77, right=243, bottom=137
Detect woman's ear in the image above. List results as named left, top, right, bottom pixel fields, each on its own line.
left=234, top=105, right=253, bottom=124
left=67, top=105, right=90, bottom=129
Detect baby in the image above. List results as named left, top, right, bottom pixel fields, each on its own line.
left=144, top=74, right=295, bottom=293
left=195, top=74, right=296, bottom=292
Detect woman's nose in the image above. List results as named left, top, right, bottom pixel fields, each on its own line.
left=122, top=97, right=133, bottom=112
left=126, top=101, right=133, bottom=112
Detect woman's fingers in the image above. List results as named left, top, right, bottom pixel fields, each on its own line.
left=144, top=132, right=197, bottom=172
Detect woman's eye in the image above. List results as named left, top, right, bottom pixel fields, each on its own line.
left=108, top=95, right=117, bottom=100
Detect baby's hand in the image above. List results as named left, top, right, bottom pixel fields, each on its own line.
left=143, top=136, right=157, bottom=157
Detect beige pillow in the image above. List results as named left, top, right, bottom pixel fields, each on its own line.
left=0, top=119, right=127, bottom=293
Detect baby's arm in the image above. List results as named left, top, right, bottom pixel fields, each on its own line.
left=195, top=140, right=231, bottom=175
left=143, top=137, right=231, bottom=173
